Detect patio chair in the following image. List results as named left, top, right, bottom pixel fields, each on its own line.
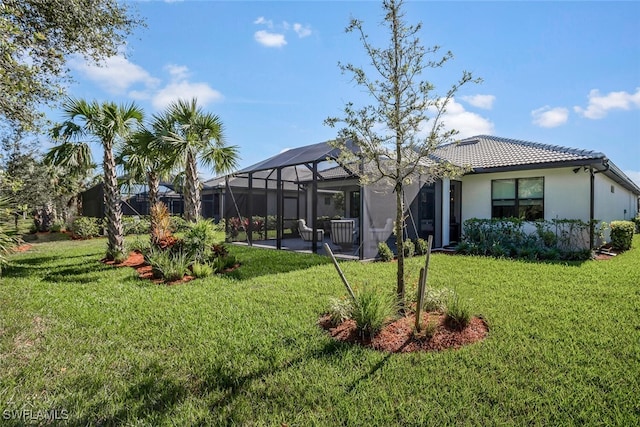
left=297, top=219, right=324, bottom=244
left=330, top=219, right=355, bottom=251
left=370, top=218, right=394, bottom=243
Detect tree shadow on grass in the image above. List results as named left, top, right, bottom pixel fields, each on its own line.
left=58, top=339, right=353, bottom=425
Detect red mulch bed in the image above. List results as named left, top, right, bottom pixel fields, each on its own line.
left=15, top=244, right=33, bottom=252
left=102, top=251, right=195, bottom=285
left=319, top=312, right=488, bottom=353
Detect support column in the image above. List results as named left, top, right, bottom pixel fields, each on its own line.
left=247, top=172, right=253, bottom=245
left=312, top=162, right=318, bottom=253
left=441, top=178, right=450, bottom=247
left=276, top=168, right=283, bottom=250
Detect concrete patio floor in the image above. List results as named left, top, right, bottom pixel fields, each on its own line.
left=231, top=237, right=361, bottom=260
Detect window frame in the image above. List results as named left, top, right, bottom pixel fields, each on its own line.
left=491, top=177, right=544, bottom=220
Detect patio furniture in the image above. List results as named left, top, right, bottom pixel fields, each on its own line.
left=297, top=219, right=324, bottom=244
left=370, top=218, right=394, bottom=243
left=330, top=219, right=355, bottom=251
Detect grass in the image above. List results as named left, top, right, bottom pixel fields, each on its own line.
left=1, top=236, right=639, bottom=425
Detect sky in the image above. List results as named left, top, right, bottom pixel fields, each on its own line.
left=56, top=0, right=640, bottom=185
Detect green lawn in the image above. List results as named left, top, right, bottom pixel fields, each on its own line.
left=1, top=236, right=639, bottom=425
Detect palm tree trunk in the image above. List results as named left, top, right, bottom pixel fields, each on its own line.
left=184, top=150, right=200, bottom=222
left=148, top=172, right=160, bottom=208
left=103, top=140, right=125, bottom=259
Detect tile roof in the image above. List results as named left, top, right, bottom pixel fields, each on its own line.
left=432, top=135, right=606, bottom=170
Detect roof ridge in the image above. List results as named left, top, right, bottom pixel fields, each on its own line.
left=476, top=135, right=605, bottom=158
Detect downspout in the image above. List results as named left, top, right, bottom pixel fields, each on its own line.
left=589, top=160, right=610, bottom=250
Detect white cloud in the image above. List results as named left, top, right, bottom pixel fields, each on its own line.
left=165, top=64, right=190, bottom=81
left=625, top=170, right=640, bottom=188
left=461, top=94, right=495, bottom=110
left=293, top=23, right=312, bottom=38
left=70, top=55, right=160, bottom=95
left=253, top=16, right=311, bottom=47
left=254, top=30, right=287, bottom=48
left=437, top=99, right=495, bottom=138
left=254, top=16, right=273, bottom=28
left=531, top=106, right=569, bottom=128
left=574, top=88, right=640, bottom=119
left=151, top=66, right=223, bottom=110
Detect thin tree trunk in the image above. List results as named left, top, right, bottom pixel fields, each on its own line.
left=103, top=140, right=124, bottom=259
left=395, top=184, right=405, bottom=313
left=184, top=150, right=200, bottom=222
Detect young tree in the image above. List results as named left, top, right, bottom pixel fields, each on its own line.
left=0, top=0, right=143, bottom=132
left=325, top=0, right=480, bottom=311
left=156, top=98, right=239, bottom=222
left=53, top=98, right=143, bottom=260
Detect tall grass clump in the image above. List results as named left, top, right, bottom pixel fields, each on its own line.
left=351, top=286, right=397, bottom=338
left=445, top=293, right=471, bottom=330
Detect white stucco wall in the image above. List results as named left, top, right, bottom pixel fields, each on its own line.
left=594, top=173, right=639, bottom=223
left=460, top=167, right=591, bottom=223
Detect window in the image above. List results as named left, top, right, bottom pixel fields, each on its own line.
left=349, top=191, right=360, bottom=218
left=491, top=177, right=544, bottom=220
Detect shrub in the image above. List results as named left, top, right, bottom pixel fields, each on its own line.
left=402, top=240, right=415, bottom=258
left=422, top=287, right=456, bottom=312
left=610, top=220, right=635, bottom=251
left=145, top=247, right=191, bottom=282
left=169, top=215, right=190, bottom=233
left=191, top=262, right=214, bottom=278
left=351, top=286, right=397, bottom=339
left=632, top=215, right=640, bottom=233
left=414, top=238, right=429, bottom=255
left=183, top=219, right=218, bottom=262
left=50, top=220, right=66, bottom=233
left=71, top=216, right=101, bottom=239
left=212, top=254, right=239, bottom=273
left=126, top=236, right=150, bottom=254
left=445, top=294, right=471, bottom=331
left=150, top=203, right=172, bottom=244
left=326, top=297, right=354, bottom=327
left=122, top=216, right=150, bottom=235
left=377, top=242, right=394, bottom=262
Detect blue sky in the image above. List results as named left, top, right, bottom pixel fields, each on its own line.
left=59, top=0, right=640, bottom=184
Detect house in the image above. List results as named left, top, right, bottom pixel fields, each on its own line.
left=216, top=135, right=640, bottom=259
left=81, top=182, right=184, bottom=217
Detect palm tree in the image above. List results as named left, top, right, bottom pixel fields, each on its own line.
left=44, top=130, right=96, bottom=216
left=157, top=98, right=239, bottom=222
left=52, top=98, right=143, bottom=259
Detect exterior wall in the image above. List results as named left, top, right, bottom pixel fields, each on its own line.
left=594, top=173, right=639, bottom=223
left=460, top=167, right=591, bottom=223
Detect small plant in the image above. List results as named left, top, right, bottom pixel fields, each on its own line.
left=50, top=220, right=66, bottom=233
left=71, top=216, right=101, bottom=238
left=416, top=317, right=439, bottom=339
left=351, top=286, right=397, bottom=339
left=126, top=236, right=150, bottom=254
left=183, top=219, right=218, bottom=262
left=191, top=262, right=214, bottom=278
left=414, top=238, right=429, bottom=255
left=106, top=249, right=127, bottom=264
left=326, top=296, right=354, bottom=326
left=445, top=294, right=471, bottom=331
left=145, top=247, right=191, bottom=282
left=377, top=242, right=394, bottom=262
left=150, top=202, right=172, bottom=245
left=169, top=215, right=190, bottom=233
left=402, top=239, right=415, bottom=258
left=212, top=254, right=238, bottom=273
left=422, top=287, right=456, bottom=312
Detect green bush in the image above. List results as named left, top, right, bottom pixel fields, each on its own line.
left=610, top=221, right=635, bottom=251
left=191, top=262, right=214, bottom=278
left=71, top=216, right=101, bottom=239
left=351, top=286, right=397, bottom=339
left=377, top=242, right=394, bottom=262
left=414, top=238, right=429, bottom=255
left=326, top=297, right=354, bottom=327
left=126, top=236, right=150, bottom=254
left=458, top=218, right=593, bottom=261
left=183, top=219, right=219, bottom=263
left=50, top=220, right=66, bottom=233
left=169, top=215, right=190, bottom=233
left=402, top=240, right=415, bottom=258
left=632, top=215, right=640, bottom=233
left=145, top=247, right=191, bottom=282
left=445, top=294, right=471, bottom=331
left=422, top=287, right=456, bottom=312
left=122, top=216, right=150, bottom=235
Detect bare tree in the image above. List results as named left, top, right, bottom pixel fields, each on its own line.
left=325, top=0, right=480, bottom=311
